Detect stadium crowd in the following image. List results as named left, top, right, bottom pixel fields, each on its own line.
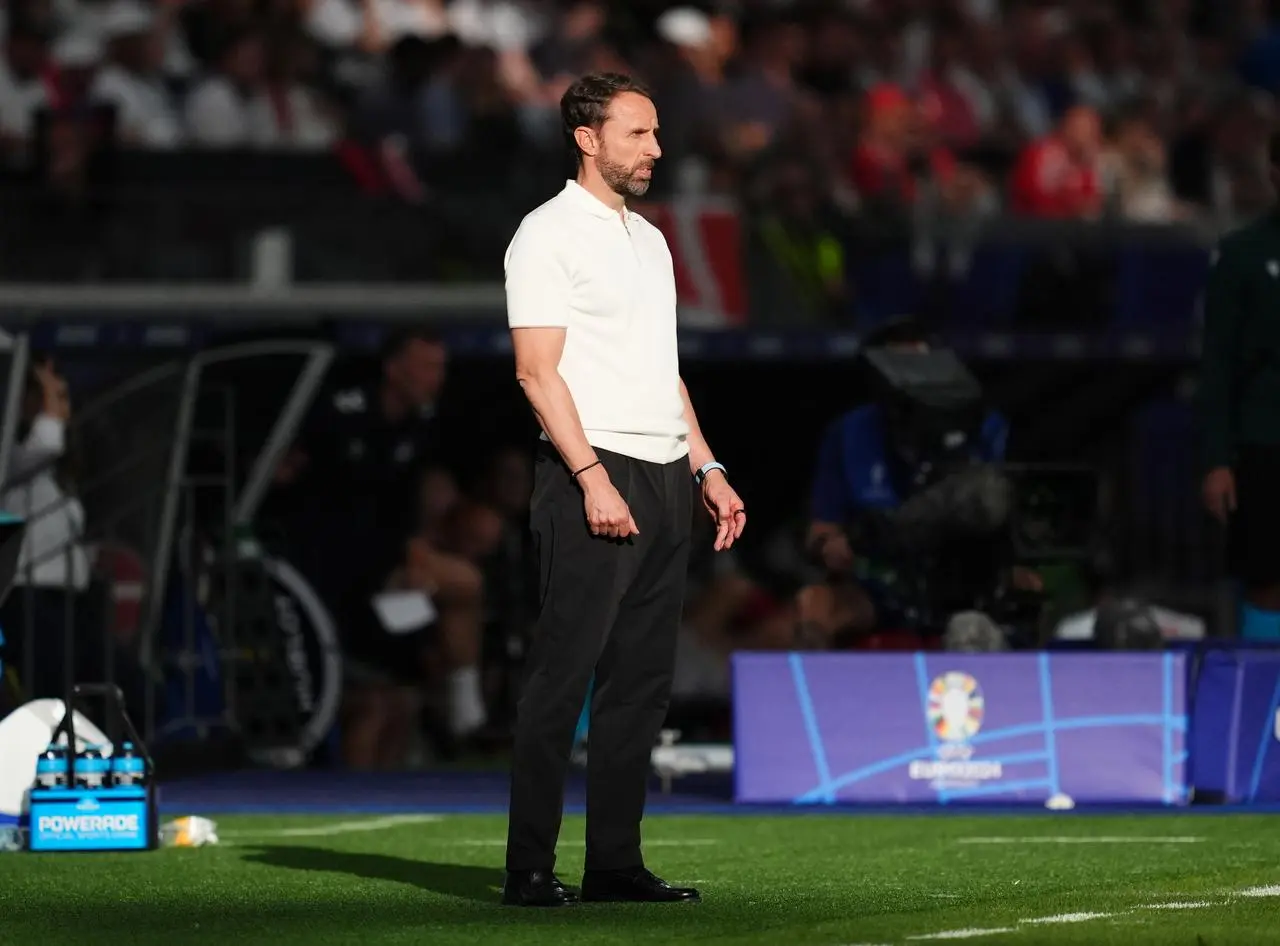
left=0, top=0, right=1276, bottom=225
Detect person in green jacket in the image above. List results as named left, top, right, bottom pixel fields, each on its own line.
left=1200, top=132, right=1280, bottom=639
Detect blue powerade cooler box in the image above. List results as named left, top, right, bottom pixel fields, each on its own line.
left=25, top=683, right=158, bottom=852
left=28, top=785, right=155, bottom=851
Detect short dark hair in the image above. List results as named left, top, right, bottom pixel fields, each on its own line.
left=1270, top=129, right=1280, bottom=169
left=560, top=72, right=653, bottom=164
left=381, top=328, right=443, bottom=363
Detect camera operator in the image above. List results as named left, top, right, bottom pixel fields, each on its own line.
left=795, top=318, right=1038, bottom=647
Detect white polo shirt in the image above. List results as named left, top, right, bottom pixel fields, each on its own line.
left=504, top=180, right=689, bottom=464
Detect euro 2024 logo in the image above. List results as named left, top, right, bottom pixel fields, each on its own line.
left=928, top=671, right=984, bottom=745
left=909, top=671, right=1003, bottom=786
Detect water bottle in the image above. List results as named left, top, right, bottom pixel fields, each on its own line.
left=111, top=742, right=146, bottom=788
left=34, top=744, right=68, bottom=790
left=0, top=826, right=24, bottom=852
left=75, top=745, right=108, bottom=790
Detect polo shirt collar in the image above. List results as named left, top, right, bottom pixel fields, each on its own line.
left=564, top=179, right=628, bottom=220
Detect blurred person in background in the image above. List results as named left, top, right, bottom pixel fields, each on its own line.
left=0, top=358, right=147, bottom=722
left=848, top=78, right=991, bottom=276
left=183, top=26, right=267, bottom=146
left=464, top=445, right=534, bottom=693
left=1009, top=102, right=1102, bottom=218
left=1200, top=130, right=1280, bottom=642
left=250, top=29, right=340, bottom=149
left=848, top=83, right=954, bottom=218
left=917, top=17, right=981, bottom=155
left=50, top=31, right=104, bottom=109
left=304, top=0, right=450, bottom=56
left=1100, top=105, right=1185, bottom=223
left=671, top=495, right=793, bottom=706
left=719, top=10, right=808, bottom=167
left=645, top=5, right=734, bottom=196
left=0, top=15, right=54, bottom=164
left=271, top=329, right=488, bottom=768
left=794, top=318, right=1012, bottom=648
left=89, top=1, right=182, bottom=148
left=744, top=150, right=848, bottom=326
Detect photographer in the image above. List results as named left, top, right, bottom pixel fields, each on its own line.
left=795, top=318, right=1036, bottom=647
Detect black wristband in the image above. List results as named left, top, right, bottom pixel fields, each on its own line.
left=571, top=459, right=602, bottom=479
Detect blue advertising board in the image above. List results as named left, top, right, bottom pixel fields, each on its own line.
left=733, top=652, right=1188, bottom=806
left=1189, top=647, right=1280, bottom=803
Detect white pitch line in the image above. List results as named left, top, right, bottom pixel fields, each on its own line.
left=1239, top=885, right=1280, bottom=898
left=907, top=929, right=1016, bottom=941
left=442, top=838, right=718, bottom=847
left=1021, top=913, right=1113, bottom=925
left=957, top=836, right=1204, bottom=845
left=1144, top=901, right=1219, bottom=910
left=224, top=814, right=444, bottom=839
left=906, top=884, right=1279, bottom=944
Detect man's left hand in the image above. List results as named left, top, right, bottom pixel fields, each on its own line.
left=702, top=474, right=745, bottom=551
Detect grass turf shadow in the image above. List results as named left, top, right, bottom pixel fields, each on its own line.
left=241, top=844, right=501, bottom=903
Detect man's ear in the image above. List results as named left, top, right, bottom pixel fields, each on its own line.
left=574, top=126, right=598, bottom=158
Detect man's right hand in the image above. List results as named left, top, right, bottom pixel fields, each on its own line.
left=1203, top=466, right=1237, bottom=524
left=578, top=466, right=639, bottom=539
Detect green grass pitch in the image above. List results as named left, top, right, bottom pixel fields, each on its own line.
left=3, top=812, right=1279, bottom=945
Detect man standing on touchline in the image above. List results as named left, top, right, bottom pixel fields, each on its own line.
left=501, top=72, right=745, bottom=907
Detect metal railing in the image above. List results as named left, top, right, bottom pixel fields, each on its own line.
left=0, top=339, right=333, bottom=756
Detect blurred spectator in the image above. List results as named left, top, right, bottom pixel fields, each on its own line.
left=849, top=83, right=956, bottom=219
left=648, top=5, right=734, bottom=195
left=1009, top=103, right=1103, bottom=218
left=50, top=31, right=104, bottom=109
left=184, top=27, right=267, bottom=146
left=271, top=328, right=454, bottom=768
left=252, top=30, right=340, bottom=149
left=181, top=0, right=257, bottom=69
left=1101, top=106, right=1183, bottom=223
left=305, top=0, right=450, bottom=56
left=745, top=151, right=848, bottom=326
left=352, top=33, right=452, bottom=150
left=89, top=1, right=181, bottom=148
left=0, top=358, right=149, bottom=724
left=462, top=445, right=533, bottom=727
left=719, top=11, right=809, bottom=165
left=917, top=20, right=981, bottom=153
left=795, top=319, right=1010, bottom=647
left=672, top=500, right=794, bottom=702
left=0, top=17, right=54, bottom=160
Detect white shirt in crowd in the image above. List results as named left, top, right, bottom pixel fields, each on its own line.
left=504, top=180, right=689, bottom=464
left=90, top=64, right=182, bottom=148
left=0, top=57, right=49, bottom=142
left=306, top=0, right=450, bottom=49
left=1, top=415, right=91, bottom=591
left=184, top=75, right=336, bottom=149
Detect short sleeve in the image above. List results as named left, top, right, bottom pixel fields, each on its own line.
left=504, top=219, right=572, bottom=329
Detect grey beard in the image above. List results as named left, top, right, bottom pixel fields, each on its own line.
left=599, top=156, right=651, bottom=198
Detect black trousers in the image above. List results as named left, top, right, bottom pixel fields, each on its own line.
left=505, top=441, right=692, bottom=872
left=1229, top=444, right=1280, bottom=589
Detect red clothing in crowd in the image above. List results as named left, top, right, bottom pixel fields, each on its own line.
left=849, top=142, right=956, bottom=204
left=918, top=74, right=980, bottom=152
left=1010, top=137, right=1101, bottom=218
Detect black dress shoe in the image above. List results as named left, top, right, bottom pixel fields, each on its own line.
left=580, top=867, right=700, bottom=903
left=501, top=869, right=580, bottom=907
